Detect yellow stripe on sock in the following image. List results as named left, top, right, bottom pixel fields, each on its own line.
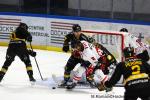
left=26, top=66, right=32, bottom=71
left=1, top=68, right=7, bottom=73
left=64, top=74, right=70, bottom=78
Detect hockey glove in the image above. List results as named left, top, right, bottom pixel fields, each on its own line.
left=26, top=35, right=32, bottom=42
left=28, top=50, right=36, bottom=57
left=62, top=45, right=69, bottom=52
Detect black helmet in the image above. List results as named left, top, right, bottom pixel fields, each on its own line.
left=120, top=28, right=128, bottom=32
left=19, top=22, right=28, bottom=30
left=72, top=24, right=81, bottom=32
left=123, top=47, right=134, bottom=58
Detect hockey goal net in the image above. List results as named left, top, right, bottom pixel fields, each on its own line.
left=82, top=30, right=130, bottom=62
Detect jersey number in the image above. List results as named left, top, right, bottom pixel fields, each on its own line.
left=131, top=65, right=140, bottom=75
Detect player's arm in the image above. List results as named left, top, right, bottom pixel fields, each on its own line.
left=26, top=32, right=32, bottom=42
left=104, top=62, right=123, bottom=88
left=62, top=34, right=71, bottom=52
left=80, top=34, right=92, bottom=42
left=143, top=61, right=150, bottom=77
left=137, top=50, right=149, bottom=61
left=98, top=43, right=117, bottom=64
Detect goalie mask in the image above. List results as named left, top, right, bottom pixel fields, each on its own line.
left=123, top=47, right=135, bottom=58
left=72, top=24, right=81, bottom=32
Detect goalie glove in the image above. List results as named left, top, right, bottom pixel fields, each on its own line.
left=28, top=50, right=36, bottom=57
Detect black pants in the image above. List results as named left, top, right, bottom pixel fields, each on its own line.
left=124, top=81, right=150, bottom=100
left=0, top=42, right=33, bottom=78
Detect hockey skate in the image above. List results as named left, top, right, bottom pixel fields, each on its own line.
left=88, top=80, right=97, bottom=88
left=86, top=75, right=96, bottom=88
left=97, top=82, right=112, bottom=92
left=58, top=80, right=68, bottom=88
left=29, top=75, right=36, bottom=82
left=66, top=82, right=77, bottom=89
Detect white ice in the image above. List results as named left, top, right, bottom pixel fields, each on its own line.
left=0, top=46, right=125, bottom=100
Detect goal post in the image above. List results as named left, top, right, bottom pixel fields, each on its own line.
left=82, top=30, right=129, bottom=62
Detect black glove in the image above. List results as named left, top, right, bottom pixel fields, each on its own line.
left=26, top=35, right=32, bottom=42
left=62, top=45, right=69, bottom=52
left=28, top=50, right=36, bottom=57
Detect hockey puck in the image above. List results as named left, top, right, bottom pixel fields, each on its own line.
left=52, top=87, right=56, bottom=89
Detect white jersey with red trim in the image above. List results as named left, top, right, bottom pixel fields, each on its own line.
left=125, top=34, right=149, bottom=55
left=72, top=40, right=108, bottom=84
left=80, top=40, right=103, bottom=67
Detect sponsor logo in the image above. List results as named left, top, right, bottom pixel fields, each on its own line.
left=0, top=18, right=21, bottom=40
left=50, top=21, right=75, bottom=44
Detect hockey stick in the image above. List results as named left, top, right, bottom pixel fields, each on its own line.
left=29, top=42, right=44, bottom=80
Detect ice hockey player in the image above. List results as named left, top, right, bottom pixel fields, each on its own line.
left=120, top=28, right=149, bottom=62
left=66, top=40, right=114, bottom=89
left=98, top=46, right=150, bottom=100
left=92, top=40, right=117, bottom=75
left=84, top=41, right=117, bottom=88
left=60, top=24, right=92, bottom=87
left=0, top=22, right=36, bottom=82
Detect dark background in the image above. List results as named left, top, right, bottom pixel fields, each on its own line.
left=0, top=0, right=150, bottom=22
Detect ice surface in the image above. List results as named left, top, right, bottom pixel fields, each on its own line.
left=0, top=46, right=125, bottom=100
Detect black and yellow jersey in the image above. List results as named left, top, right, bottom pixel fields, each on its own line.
left=10, top=27, right=31, bottom=42
left=63, top=32, right=90, bottom=49
left=105, top=56, right=150, bottom=88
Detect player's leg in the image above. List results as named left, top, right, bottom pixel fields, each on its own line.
left=94, top=69, right=108, bottom=83
left=0, top=46, right=15, bottom=82
left=66, top=66, right=86, bottom=89
left=83, top=62, right=94, bottom=79
left=60, top=56, right=81, bottom=87
left=82, top=61, right=96, bottom=87
left=18, top=47, right=35, bottom=82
